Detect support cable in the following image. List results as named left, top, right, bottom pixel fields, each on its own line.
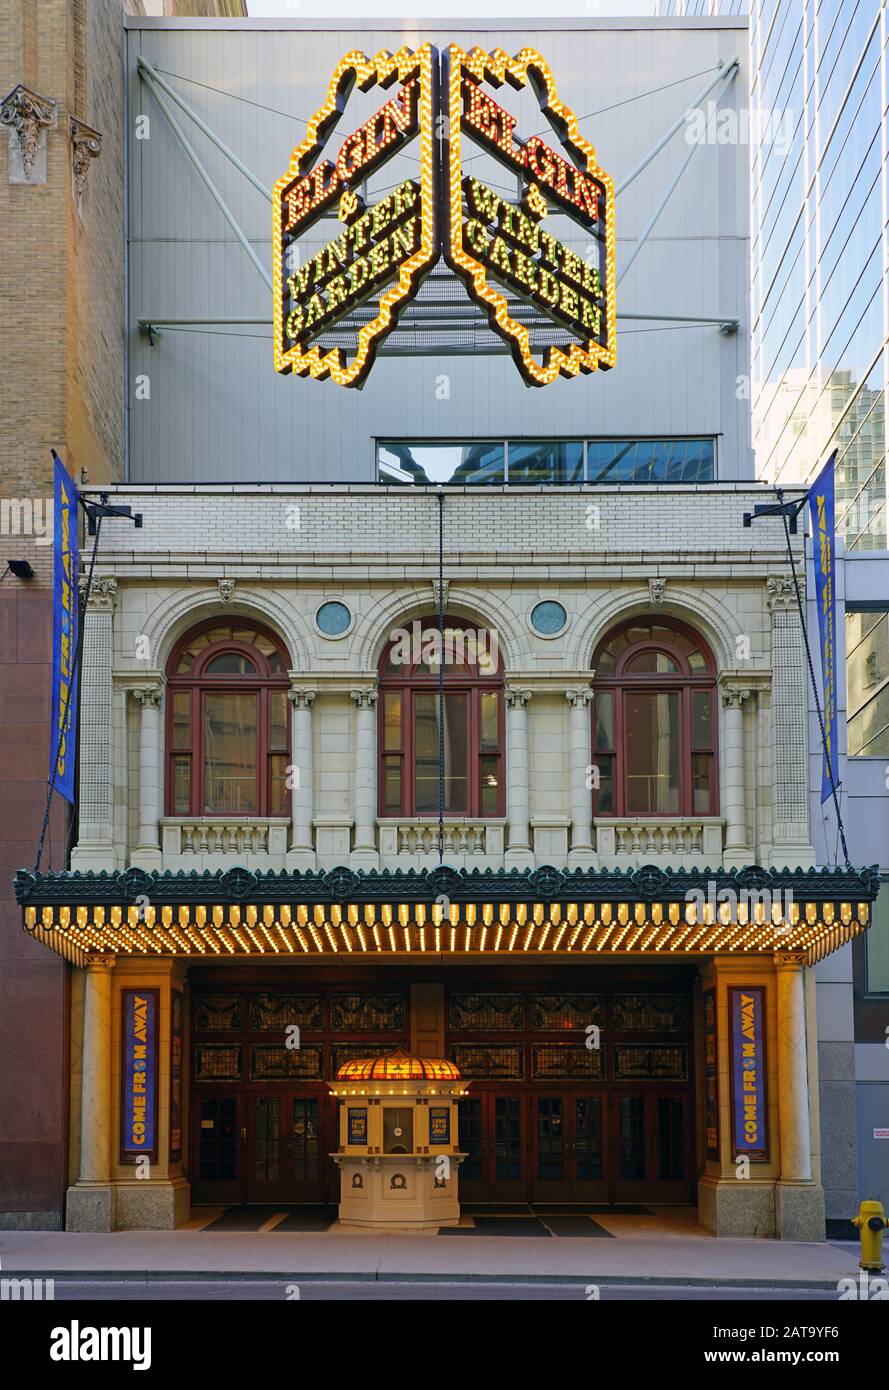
left=33, top=501, right=102, bottom=875
left=437, top=488, right=445, bottom=864
left=776, top=487, right=850, bottom=869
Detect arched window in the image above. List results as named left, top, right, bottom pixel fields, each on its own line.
left=378, top=618, right=503, bottom=817
left=591, top=617, right=718, bottom=817
left=166, top=620, right=291, bottom=817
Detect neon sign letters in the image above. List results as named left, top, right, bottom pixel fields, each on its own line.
left=273, top=44, right=616, bottom=388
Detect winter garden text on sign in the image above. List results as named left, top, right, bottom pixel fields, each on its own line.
left=272, top=45, right=616, bottom=387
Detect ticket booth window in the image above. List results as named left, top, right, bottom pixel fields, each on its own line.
left=383, top=1108, right=414, bottom=1154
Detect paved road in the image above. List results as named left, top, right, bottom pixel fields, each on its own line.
left=46, top=1279, right=843, bottom=1301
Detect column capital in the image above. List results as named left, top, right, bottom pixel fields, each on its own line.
left=288, top=686, right=316, bottom=708
left=766, top=575, right=797, bottom=612
left=80, top=575, right=118, bottom=613
left=85, top=955, right=116, bottom=971
left=773, top=951, right=807, bottom=969
left=131, top=683, right=163, bottom=709
left=565, top=687, right=593, bottom=708
left=350, top=686, right=377, bottom=710
left=506, top=687, right=532, bottom=709
left=719, top=682, right=753, bottom=708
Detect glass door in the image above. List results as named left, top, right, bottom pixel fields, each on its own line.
left=612, top=1091, right=693, bottom=1203
left=532, top=1094, right=608, bottom=1202
left=193, top=1092, right=243, bottom=1204
left=456, top=1092, right=525, bottom=1202
left=247, top=1092, right=326, bottom=1203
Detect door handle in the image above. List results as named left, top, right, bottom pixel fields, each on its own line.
left=240, top=1127, right=247, bottom=1143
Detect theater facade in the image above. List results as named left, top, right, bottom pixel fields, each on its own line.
left=14, top=482, right=877, bottom=1238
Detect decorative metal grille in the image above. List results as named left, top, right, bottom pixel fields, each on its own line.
left=194, top=1044, right=242, bottom=1081
left=611, top=994, right=688, bottom=1032
left=331, top=1043, right=396, bottom=1074
left=530, top=994, right=605, bottom=1031
left=250, top=993, right=323, bottom=1032
left=532, top=1043, right=604, bottom=1079
left=250, top=1045, right=324, bottom=1080
left=195, top=993, right=243, bottom=1031
left=448, top=993, right=524, bottom=1031
left=613, top=1044, right=688, bottom=1080
left=330, top=993, right=406, bottom=1031
left=450, top=1044, right=524, bottom=1079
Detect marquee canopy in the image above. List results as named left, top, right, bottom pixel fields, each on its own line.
left=14, top=863, right=878, bottom=970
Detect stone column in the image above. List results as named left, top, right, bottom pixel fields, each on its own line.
left=719, top=682, right=751, bottom=867
left=566, top=687, right=594, bottom=865
left=66, top=957, right=115, bottom=1231
left=131, top=683, right=164, bottom=869
left=71, top=577, right=117, bottom=871
left=350, top=687, right=379, bottom=869
left=766, top=576, right=815, bottom=864
left=287, top=686, right=316, bottom=870
left=774, top=953, right=825, bottom=1240
left=505, top=687, right=533, bottom=870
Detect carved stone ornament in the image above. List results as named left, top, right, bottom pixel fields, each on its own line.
left=80, top=575, right=118, bottom=612
left=648, top=577, right=666, bottom=605
left=131, top=684, right=163, bottom=710
left=505, top=687, right=532, bottom=710
left=565, top=687, right=593, bottom=708
left=217, top=578, right=235, bottom=604
left=350, top=687, right=378, bottom=710
left=431, top=579, right=450, bottom=611
left=766, top=576, right=796, bottom=612
left=0, top=84, right=57, bottom=181
left=720, top=684, right=753, bottom=709
left=68, top=115, right=102, bottom=211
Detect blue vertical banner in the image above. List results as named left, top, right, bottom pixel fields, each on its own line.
left=729, top=987, right=769, bottom=1161
left=121, top=989, right=159, bottom=1163
left=808, top=451, right=837, bottom=803
left=50, top=455, right=79, bottom=803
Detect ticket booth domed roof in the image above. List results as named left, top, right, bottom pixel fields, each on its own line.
left=334, top=1049, right=461, bottom=1082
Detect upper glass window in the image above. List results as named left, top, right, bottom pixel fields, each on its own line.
left=166, top=620, right=291, bottom=818
left=377, top=439, right=716, bottom=485
left=846, top=608, right=889, bottom=755
left=592, top=617, right=718, bottom=818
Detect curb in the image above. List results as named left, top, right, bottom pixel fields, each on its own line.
left=0, top=1269, right=855, bottom=1289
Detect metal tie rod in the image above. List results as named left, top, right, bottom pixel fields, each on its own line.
left=137, top=56, right=272, bottom=202
left=615, top=56, right=740, bottom=196
left=138, top=66, right=272, bottom=291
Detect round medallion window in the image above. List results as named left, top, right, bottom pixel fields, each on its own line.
left=530, top=600, right=568, bottom=637
left=315, top=600, right=352, bottom=637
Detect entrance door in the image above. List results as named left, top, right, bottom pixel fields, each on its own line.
left=531, top=1093, right=608, bottom=1202
left=457, top=1091, right=525, bottom=1202
left=612, top=1091, right=693, bottom=1203
left=246, top=1091, right=325, bottom=1203
left=193, top=1092, right=243, bottom=1205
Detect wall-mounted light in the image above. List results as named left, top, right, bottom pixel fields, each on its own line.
left=7, top=560, right=34, bottom=580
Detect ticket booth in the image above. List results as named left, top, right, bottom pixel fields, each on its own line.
left=330, top=1050, right=468, bottom=1228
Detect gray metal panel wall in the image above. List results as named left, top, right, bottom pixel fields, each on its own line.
left=126, top=20, right=750, bottom=483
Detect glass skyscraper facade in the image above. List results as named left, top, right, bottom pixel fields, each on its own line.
left=658, top=2, right=887, bottom=550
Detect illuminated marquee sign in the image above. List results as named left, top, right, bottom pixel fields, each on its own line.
left=273, top=46, right=438, bottom=387
left=445, top=46, right=615, bottom=385
left=273, top=45, right=615, bottom=388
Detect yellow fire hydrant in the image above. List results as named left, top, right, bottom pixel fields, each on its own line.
left=851, top=1199, right=889, bottom=1271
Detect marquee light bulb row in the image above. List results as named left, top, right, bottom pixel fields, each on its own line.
left=272, top=43, right=616, bottom=387
left=23, top=898, right=869, bottom=969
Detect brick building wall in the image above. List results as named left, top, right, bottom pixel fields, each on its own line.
left=0, top=0, right=131, bottom=1228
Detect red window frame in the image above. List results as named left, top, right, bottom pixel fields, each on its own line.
left=377, top=617, right=505, bottom=818
left=165, top=620, right=291, bottom=818
left=591, top=617, right=718, bottom=819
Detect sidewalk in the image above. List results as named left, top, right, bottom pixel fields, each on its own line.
left=0, top=1227, right=865, bottom=1288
